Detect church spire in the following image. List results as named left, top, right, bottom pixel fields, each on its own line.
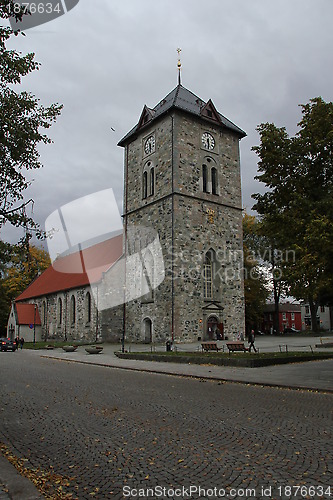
left=177, top=47, right=182, bottom=85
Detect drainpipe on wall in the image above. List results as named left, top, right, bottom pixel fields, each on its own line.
left=171, top=114, right=175, bottom=344
left=95, top=286, right=99, bottom=342
left=45, top=297, right=48, bottom=342
left=122, top=144, right=129, bottom=353
left=33, top=303, right=36, bottom=345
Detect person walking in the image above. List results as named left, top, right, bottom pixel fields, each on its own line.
left=248, top=329, right=257, bottom=353
left=20, top=338, right=25, bottom=350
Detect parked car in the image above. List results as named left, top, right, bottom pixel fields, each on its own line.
left=283, top=327, right=300, bottom=334
left=0, top=338, right=17, bottom=352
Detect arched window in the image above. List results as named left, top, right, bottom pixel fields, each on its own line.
left=58, top=297, right=62, bottom=326
left=143, top=171, right=148, bottom=199
left=202, top=164, right=208, bottom=193
left=203, top=251, right=213, bottom=299
left=150, top=167, right=154, bottom=196
left=143, top=318, right=153, bottom=343
left=86, top=292, right=91, bottom=324
left=143, top=161, right=155, bottom=199
left=212, top=167, right=218, bottom=195
left=70, top=295, right=76, bottom=325
left=42, top=301, right=47, bottom=325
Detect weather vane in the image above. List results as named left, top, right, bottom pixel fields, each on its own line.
left=177, top=47, right=182, bottom=85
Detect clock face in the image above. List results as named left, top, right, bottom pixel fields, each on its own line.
left=201, top=132, right=215, bottom=150
left=144, top=135, right=155, bottom=155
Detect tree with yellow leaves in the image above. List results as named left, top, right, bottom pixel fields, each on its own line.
left=0, top=243, right=50, bottom=334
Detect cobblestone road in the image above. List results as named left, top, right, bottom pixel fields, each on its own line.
left=0, top=353, right=332, bottom=499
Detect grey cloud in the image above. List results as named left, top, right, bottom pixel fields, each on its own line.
left=2, top=0, right=333, bottom=243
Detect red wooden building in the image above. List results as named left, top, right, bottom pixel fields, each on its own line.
left=261, top=303, right=302, bottom=334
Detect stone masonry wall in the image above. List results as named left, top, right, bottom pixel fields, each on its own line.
left=172, top=113, right=245, bottom=340
left=22, top=285, right=99, bottom=342
left=124, top=198, right=174, bottom=343
left=122, top=109, right=245, bottom=343
left=172, top=196, right=244, bottom=341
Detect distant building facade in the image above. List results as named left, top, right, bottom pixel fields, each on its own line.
left=301, top=303, right=333, bottom=331
left=7, top=303, right=42, bottom=342
left=261, top=303, right=302, bottom=334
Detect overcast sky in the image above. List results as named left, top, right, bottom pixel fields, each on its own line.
left=3, top=0, right=333, bottom=244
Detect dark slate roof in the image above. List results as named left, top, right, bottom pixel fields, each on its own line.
left=118, top=84, right=246, bottom=146
left=264, top=303, right=301, bottom=313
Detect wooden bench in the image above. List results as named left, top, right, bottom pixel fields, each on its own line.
left=201, top=342, right=220, bottom=352
left=226, top=341, right=249, bottom=354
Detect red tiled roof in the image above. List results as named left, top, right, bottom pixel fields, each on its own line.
left=16, top=235, right=123, bottom=301
left=16, top=303, right=41, bottom=325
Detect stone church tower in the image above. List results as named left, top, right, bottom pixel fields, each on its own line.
left=118, top=83, right=246, bottom=343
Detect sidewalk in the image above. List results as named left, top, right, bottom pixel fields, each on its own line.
left=28, top=336, right=333, bottom=393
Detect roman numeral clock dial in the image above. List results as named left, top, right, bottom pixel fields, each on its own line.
left=144, top=135, right=155, bottom=155
left=202, top=132, right=215, bottom=150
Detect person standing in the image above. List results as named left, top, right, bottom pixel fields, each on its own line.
left=248, top=329, right=257, bottom=353
left=20, top=338, right=25, bottom=350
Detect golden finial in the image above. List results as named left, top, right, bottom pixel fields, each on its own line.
left=177, top=47, right=182, bottom=85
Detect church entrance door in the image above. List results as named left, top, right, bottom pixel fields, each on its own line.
left=207, top=316, right=224, bottom=340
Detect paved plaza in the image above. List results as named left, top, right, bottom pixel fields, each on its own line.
left=0, top=343, right=332, bottom=499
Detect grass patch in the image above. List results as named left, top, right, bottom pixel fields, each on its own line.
left=115, top=350, right=333, bottom=368
left=119, top=350, right=333, bottom=359
left=24, top=340, right=93, bottom=350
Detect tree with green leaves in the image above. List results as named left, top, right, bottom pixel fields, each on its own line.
left=252, top=97, right=333, bottom=331
left=0, top=0, right=62, bottom=234
left=243, top=213, right=270, bottom=333
left=0, top=1, right=62, bottom=332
